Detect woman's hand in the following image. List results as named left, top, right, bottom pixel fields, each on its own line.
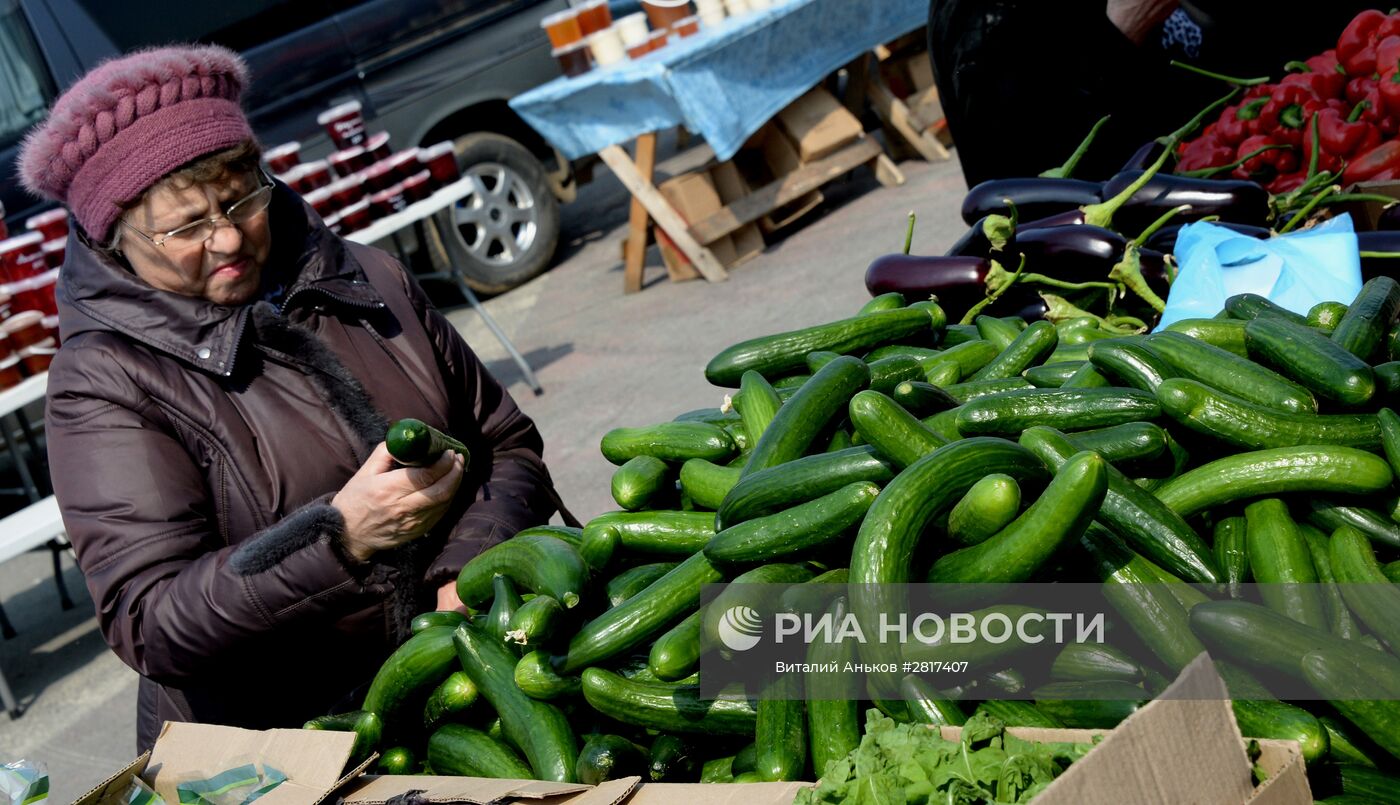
left=437, top=581, right=468, bottom=613
left=332, top=442, right=465, bottom=563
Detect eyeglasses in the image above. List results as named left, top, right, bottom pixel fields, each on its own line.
left=119, top=171, right=275, bottom=249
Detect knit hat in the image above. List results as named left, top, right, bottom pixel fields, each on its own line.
left=17, top=44, right=253, bottom=241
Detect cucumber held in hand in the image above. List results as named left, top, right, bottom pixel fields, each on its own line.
left=386, top=418, right=471, bottom=467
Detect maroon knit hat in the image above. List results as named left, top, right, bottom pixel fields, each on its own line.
left=17, top=44, right=253, bottom=241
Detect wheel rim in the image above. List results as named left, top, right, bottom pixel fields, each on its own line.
left=453, top=162, right=539, bottom=266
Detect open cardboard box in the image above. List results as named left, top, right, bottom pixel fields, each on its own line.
left=331, top=654, right=1311, bottom=805
left=1336, top=179, right=1400, bottom=231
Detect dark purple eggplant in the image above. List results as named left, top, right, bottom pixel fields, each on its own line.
left=959, top=178, right=1103, bottom=226
left=946, top=214, right=1017, bottom=258
left=1357, top=231, right=1400, bottom=281
left=1375, top=203, right=1400, bottom=232
left=1099, top=171, right=1270, bottom=234
left=1121, top=141, right=1167, bottom=173
left=1144, top=222, right=1271, bottom=255
left=1014, top=225, right=1127, bottom=281
left=1138, top=248, right=1172, bottom=300
left=863, top=253, right=1044, bottom=318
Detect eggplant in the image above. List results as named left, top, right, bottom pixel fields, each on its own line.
left=863, top=253, right=1046, bottom=320
left=1144, top=222, right=1271, bottom=255
left=1357, top=231, right=1400, bottom=281
left=1014, top=225, right=1127, bottom=281
left=1099, top=171, right=1270, bottom=234
left=959, top=178, right=1103, bottom=226
left=1138, top=248, right=1172, bottom=300
left=1376, top=203, right=1400, bottom=232
left=946, top=214, right=1018, bottom=258
left=1121, top=141, right=1167, bottom=173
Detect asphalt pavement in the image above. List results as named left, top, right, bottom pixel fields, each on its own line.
left=0, top=138, right=969, bottom=802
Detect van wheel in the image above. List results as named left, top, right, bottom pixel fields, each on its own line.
left=447, top=133, right=561, bottom=294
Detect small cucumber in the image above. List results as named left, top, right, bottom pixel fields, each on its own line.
left=376, top=746, right=416, bottom=775
left=704, top=481, right=878, bottom=564
left=1302, top=497, right=1400, bottom=550
left=611, top=456, right=671, bottom=511
left=734, top=370, right=784, bottom=448
left=1308, top=299, right=1349, bottom=333
left=717, top=445, right=897, bottom=528
left=1163, top=317, right=1248, bottom=356
left=648, top=734, right=700, bottom=782
left=505, top=594, right=564, bottom=647
left=848, top=389, right=948, bottom=468
left=1022, top=361, right=1084, bottom=388
left=1050, top=642, right=1147, bottom=684
left=1156, top=378, right=1381, bottom=450
left=970, top=320, right=1058, bottom=381
left=1243, top=498, right=1325, bottom=631
left=741, top=355, right=870, bottom=477
left=486, top=575, right=524, bottom=644
left=411, top=611, right=468, bottom=634
left=865, top=344, right=941, bottom=363
left=303, top=710, right=382, bottom=765
left=456, top=534, right=588, bottom=609
left=1225, top=292, right=1309, bottom=325
left=974, top=700, right=1063, bottom=728
left=976, top=314, right=1021, bottom=351
left=756, top=674, right=807, bottom=781
left=1337, top=764, right=1400, bottom=801
left=941, top=324, right=981, bottom=346
left=899, top=674, right=966, bottom=726
left=1213, top=515, right=1249, bottom=598
left=1063, top=421, right=1169, bottom=467
left=1332, top=276, right=1400, bottom=362
left=1301, top=649, right=1400, bottom=760
left=1147, top=331, right=1316, bottom=414
left=1300, top=524, right=1359, bottom=640
left=956, top=387, right=1160, bottom=436
left=1061, top=363, right=1110, bottom=389
left=605, top=562, right=679, bottom=608
left=576, top=735, right=648, bottom=785
left=702, top=563, right=815, bottom=657
left=807, top=597, right=861, bottom=777
left=1155, top=446, right=1394, bottom=520
left=732, top=742, right=758, bottom=775
left=648, top=610, right=702, bottom=682
left=427, top=724, right=533, bottom=779
left=944, top=377, right=1034, bottom=403
left=1330, top=525, right=1400, bottom=652
left=385, top=418, right=471, bottom=467
left=922, top=408, right=964, bottom=442
left=1088, top=340, right=1178, bottom=392
left=583, top=511, right=715, bottom=557
left=946, top=473, right=1021, bottom=545
left=1383, top=408, right=1400, bottom=481
left=1033, top=681, right=1146, bottom=729
left=601, top=422, right=736, bottom=465
left=923, top=340, right=1000, bottom=382
left=579, top=524, right=620, bottom=571
left=581, top=668, right=758, bottom=734
left=1244, top=316, right=1375, bottom=406
left=423, top=670, right=478, bottom=728
left=362, top=626, right=459, bottom=730
left=859, top=292, right=906, bottom=315
left=890, top=380, right=960, bottom=416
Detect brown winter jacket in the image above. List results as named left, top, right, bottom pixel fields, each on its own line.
left=45, top=185, right=565, bottom=751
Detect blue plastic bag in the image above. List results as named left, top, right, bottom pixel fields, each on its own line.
left=1155, top=214, right=1362, bottom=331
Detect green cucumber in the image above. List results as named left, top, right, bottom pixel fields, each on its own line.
left=1214, top=515, right=1249, bottom=598
left=581, top=668, right=758, bottom=734
left=1299, top=524, right=1361, bottom=644
left=456, top=534, right=588, bottom=609
left=1302, top=649, right=1400, bottom=760
left=944, top=377, right=1034, bottom=403
left=925, top=360, right=962, bottom=387
left=1302, top=497, right=1400, bottom=550
left=900, top=604, right=1053, bottom=670
left=376, top=746, right=416, bottom=775
left=1032, top=681, right=1146, bottom=729
left=946, top=473, right=1021, bottom=546
left=974, top=701, right=1063, bottom=728
left=1379, top=362, right=1400, bottom=401
left=1337, top=765, right=1400, bottom=802
left=674, top=407, right=740, bottom=426
left=899, top=675, right=965, bottom=726
left=1020, top=427, right=1218, bottom=584
left=1225, top=292, right=1309, bottom=325
left=825, top=429, right=854, bottom=452
left=453, top=622, right=578, bottom=781
left=1088, top=340, right=1178, bottom=392
left=807, top=597, right=861, bottom=777
left=848, top=390, right=948, bottom=468
left=362, top=626, right=458, bottom=728
left=579, top=524, right=619, bottom=571
left=1308, top=300, right=1349, bottom=333
left=1155, top=446, right=1394, bottom=520
left=735, top=370, right=784, bottom=448
left=779, top=567, right=851, bottom=615
left=411, top=611, right=468, bottom=634
left=1244, top=316, right=1375, bottom=406
left=700, top=756, right=735, bottom=784
left=1163, top=318, right=1248, bottom=356
left=1332, top=276, right=1400, bottom=362
left=1330, top=525, right=1400, bottom=652
left=511, top=525, right=585, bottom=549
left=716, top=445, right=897, bottom=528
left=560, top=551, right=723, bottom=673
left=611, top=456, right=672, bottom=511
left=606, top=562, right=680, bottom=608
left=1382, top=408, right=1400, bottom=483
left=705, top=307, right=941, bottom=386
left=865, top=344, right=941, bottom=362
left=505, top=594, right=563, bottom=647
left=702, top=563, right=815, bottom=657
left=732, top=742, right=758, bottom=775
left=1244, top=498, right=1325, bottom=630
left=486, top=575, right=524, bottom=644
left=941, top=324, right=981, bottom=346
left=601, top=422, right=735, bottom=466
left=1044, top=343, right=1093, bottom=364
left=1061, top=363, right=1110, bottom=389
left=976, top=315, right=1022, bottom=351
left=859, top=292, right=906, bottom=315
left=890, top=380, right=960, bottom=416
left=513, top=649, right=579, bottom=700
left=741, top=355, right=870, bottom=477
left=583, top=511, right=715, bottom=557
left=923, top=340, right=1000, bottom=382
left=923, top=408, right=964, bottom=442
left=1080, top=523, right=1205, bottom=672
left=1023, top=361, right=1084, bottom=388
left=1386, top=560, right=1400, bottom=583
left=1226, top=695, right=1328, bottom=766
left=1321, top=715, right=1387, bottom=767
left=427, top=724, right=533, bottom=779
left=704, top=481, right=878, bottom=564
left=956, top=388, right=1159, bottom=436
left=423, top=670, right=478, bottom=728
left=385, top=418, right=471, bottom=467
left=576, top=735, right=648, bottom=785
left=648, top=610, right=702, bottom=682
left=928, top=451, right=1107, bottom=584
left=303, top=710, right=382, bottom=765
left=1156, top=379, right=1381, bottom=450
left=971, top=320, right=1058, bottom=381
left=867, top=355, right=928, bottom=395
left=1050, top=642, right=1146, bottom=684
left=1146, top=331, right=1316, bottom=413
left=755, top=674, right=807, bottom=781
left=648, top=734, right=700, bottom=782
left=1063, top=421, right=1169, bottom=467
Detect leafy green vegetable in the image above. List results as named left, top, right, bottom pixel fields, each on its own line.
left=795, top=709, right=1095, bottom=804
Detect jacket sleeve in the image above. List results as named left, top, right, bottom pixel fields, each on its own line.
left=391, top=265, right=561, bottom=586
left=45, top=338, right=396, bottom=685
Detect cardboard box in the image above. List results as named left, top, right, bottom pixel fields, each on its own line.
left=73, top=723, right=375, bottom=805
left=731, top=124, right=826, bottom=236
left=656, top=164, right=764, bottom=278
left=774, top=87, right=865, bottom=164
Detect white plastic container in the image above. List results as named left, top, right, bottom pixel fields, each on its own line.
left=589, top=27, right=628, bottom=66
left=695, top=0, right=725, bottom=27
left=722, top=0, right=750, bottom=17
left=615, top=12, right=651, bottom=47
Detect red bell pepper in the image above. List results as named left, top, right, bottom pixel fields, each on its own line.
left=1234, top=134, right=1298, bottom=182
left=1381, top=66, right=1400, bottom=119
left=1343, top=140, right=1400, bottom=185
left=1312, top=105, right=1376, bottom=157
left=1216, top=97, right=1268, bottom=145
left=1282, top=51, right=1347, bottom=100
left=1338, top=9, right=1387, bottom=76
left=1177, top=132, right=1236, bottom=173
left=1270, top=172, right=1310, bottom=194
left=1259, top=85, right=1324, bottom=144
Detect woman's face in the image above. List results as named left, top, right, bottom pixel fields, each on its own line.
left=116, top=170, right=272, bottom=306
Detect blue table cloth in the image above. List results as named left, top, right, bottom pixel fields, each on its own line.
left=509, top=0, right=929, bottom=162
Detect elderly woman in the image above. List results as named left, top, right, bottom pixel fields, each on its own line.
left=18, top=45, right=570, bottom=751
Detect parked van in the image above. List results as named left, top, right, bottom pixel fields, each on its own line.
left=1, top=0, right=577, bottom=292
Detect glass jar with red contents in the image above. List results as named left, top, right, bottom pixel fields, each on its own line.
left=23, top=269, right=59, bottom=317
left=328, top=177, right=367, bottom=209
left=2, top=311, right=48, bottom=351
left=386, top=150, right=422, bottom=183
left=364, top=132, right=392, bottom=164
left=19, top=341, right=56, bottom=376
left=402, top=171, right=434, bottom=203
left=264, top=142, right=302, bottom=174
left=0, top=355, right=22, bottom=390
left=328, top=146, right=371, bottom=178
left=40, top=315, right=59, bottom=345
left=0, top=234, right=46, bottom=283
left=41, top=240, right=65, bottom=270
left=421, top=143, right=462, bottom=185
left=304, top=187, right=338, bottom=218
left=24, top=209, right=69, bottom=242
left=317, top=101, right=366, bottom=149
left=361, top=161, right=399, bottom=193
left=339, top=199, right=373, bottom=234
left=369, top=184, right=410, bottom=219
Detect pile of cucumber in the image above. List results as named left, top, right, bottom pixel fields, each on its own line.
left=310, top=282, right=1400, bottom=800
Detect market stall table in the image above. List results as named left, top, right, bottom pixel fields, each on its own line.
left=348, top=176, right=544, bottom=395
left=510, top=0, right=928, bottom=292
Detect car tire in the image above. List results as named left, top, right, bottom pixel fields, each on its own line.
left=447, top=132, right=561, bottom=294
